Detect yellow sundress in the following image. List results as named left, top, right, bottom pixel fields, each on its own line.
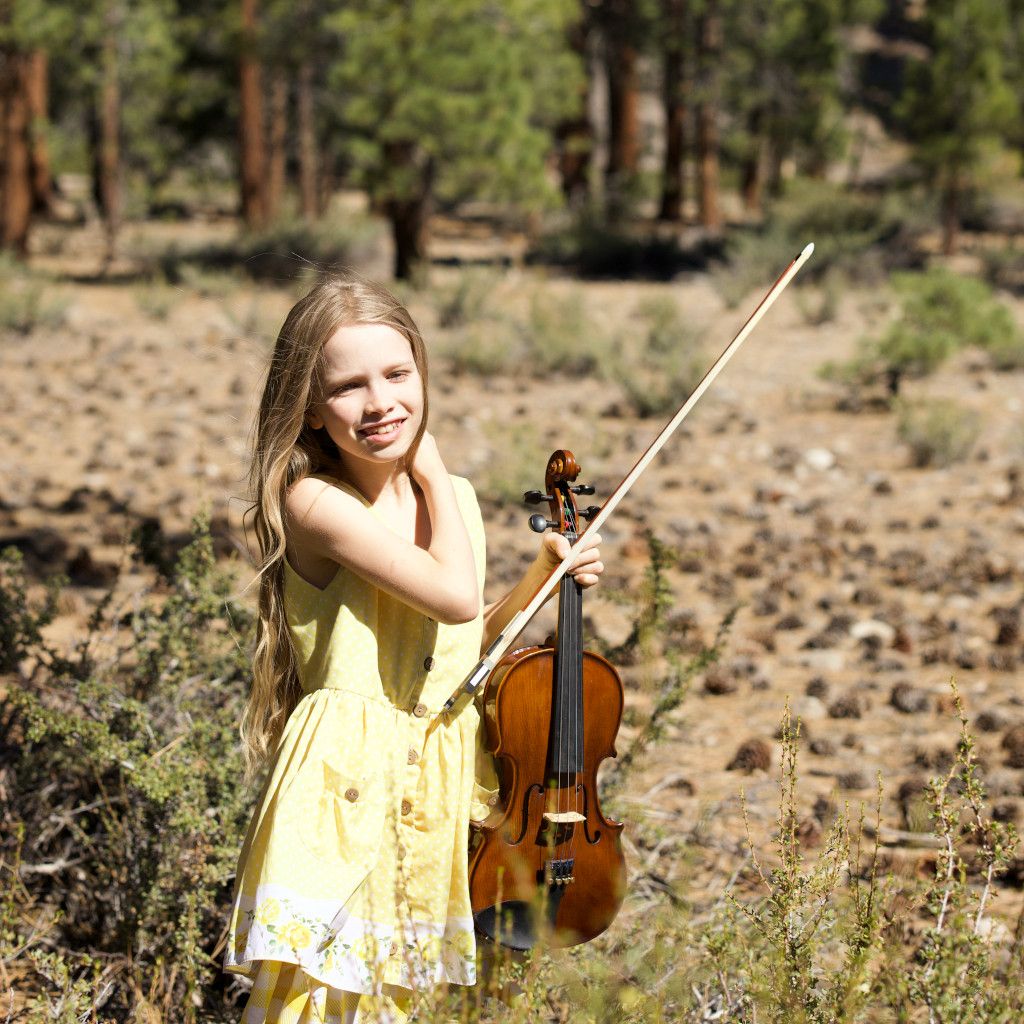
left=222, top=473, right=499, bottom=1017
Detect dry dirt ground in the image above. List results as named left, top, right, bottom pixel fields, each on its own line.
left=3, top=214, right=1024, bottom=943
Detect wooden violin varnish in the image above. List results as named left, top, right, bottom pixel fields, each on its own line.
left=468, top=450, right=627, bottom=950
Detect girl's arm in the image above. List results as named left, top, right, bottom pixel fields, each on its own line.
left=481, top=530, right=603, bottom=653
left=284, top=433, right=479, bottom=624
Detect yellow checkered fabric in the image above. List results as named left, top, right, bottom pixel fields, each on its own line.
left=240, top=960, right=411, bottom=1024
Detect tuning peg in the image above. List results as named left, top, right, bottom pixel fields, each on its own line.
left=570, top=483, right=595, bottom=495
left=529, top=514, right=557, bottom=533
left=523, top=490, right=553, bottom=505
left=579, top=505, right=601, bottom=520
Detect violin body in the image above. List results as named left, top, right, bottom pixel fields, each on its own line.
left=468, top=450, right=627, bottom=951
left=469, top=645, right=626, bottom=949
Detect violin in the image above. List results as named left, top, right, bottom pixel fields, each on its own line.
left=468, top=450, right=627, bottom=951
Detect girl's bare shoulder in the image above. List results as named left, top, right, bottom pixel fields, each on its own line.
left=283, top=474, right=372, bottom=554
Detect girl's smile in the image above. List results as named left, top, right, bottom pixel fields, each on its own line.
left=359, top=418, right=406, bottom=443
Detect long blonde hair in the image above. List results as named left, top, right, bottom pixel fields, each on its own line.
left=239, top=274, right=430, bottom=787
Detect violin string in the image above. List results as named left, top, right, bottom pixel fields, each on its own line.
left=565, top=492, right=582, bottom=868
left=559, top=490, right=571, bottom=840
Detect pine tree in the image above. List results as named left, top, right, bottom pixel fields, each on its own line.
left=695, top=0, right=722, bottom=229
left=722, top=0, right=881, bottom=209
left=657, top=0, right=691, bottom=222
left=0, top=0, right=70, bottom=255
left=897, top=0, right=1018, bottom=253
left=238, top=0, right=266, bottom=226
left=326, top=0, right=583, bottom=279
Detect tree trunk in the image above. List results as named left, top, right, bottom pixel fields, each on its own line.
left=740, top=109, right=766, bottom=215
left=555, top=16, right=592, bottom=207
left=296, top=60, right=319, bottom=219
left=0, top=51, right=32, bottom=257
left=657, top=0, right=687, bottom=222
left=97, top=14, right=122, bottom=267
left=603, top=0, right=639, bottom=222
left=941, top=176, right=959, bottom=256
left=384, top=143, right=433, bottom=281
left=605, top=40, right=639, bottom=180
left=265, top=69, right=287, bottom=221
left=695, top=0, right=721, bottom=230
left=766, top=126, right=786, bottom=197
left=25, top=50, right=52, bottom=215
left=239, top=0, right=266, bottom=228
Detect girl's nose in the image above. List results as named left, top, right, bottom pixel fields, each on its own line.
left=363, top=379, right=393, bottom=414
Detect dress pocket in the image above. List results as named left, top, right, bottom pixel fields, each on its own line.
left=294, top=759, right=388, bottom=871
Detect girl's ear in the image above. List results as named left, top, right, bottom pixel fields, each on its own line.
left=305, top=409, right=324, bottom=430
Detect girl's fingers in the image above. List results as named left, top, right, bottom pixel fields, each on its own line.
left=569, top=560, right=603, bottom=583
left=542, top=533, right=603, bottom=586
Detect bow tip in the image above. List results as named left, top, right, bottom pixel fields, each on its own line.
left=801, top=242, right=815, bottom=258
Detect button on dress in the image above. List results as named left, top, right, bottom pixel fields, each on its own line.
left=223, top=473, right=499, bottom=1016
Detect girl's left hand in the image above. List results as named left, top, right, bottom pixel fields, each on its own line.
left=535, top=531, right=604, bottom=589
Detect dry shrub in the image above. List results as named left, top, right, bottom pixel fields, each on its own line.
left=895, top=397, right=982, bottom=468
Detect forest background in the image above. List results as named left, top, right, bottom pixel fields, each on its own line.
left=3, top=0, right=1024, bottom=1021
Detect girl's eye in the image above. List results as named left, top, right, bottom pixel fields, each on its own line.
left=389, top=371, right=409, bottom=381
left=334, top=383, right=357, bottom=395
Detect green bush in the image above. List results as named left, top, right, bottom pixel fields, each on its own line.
left=541, top=685, right=1023, bottom=1023
left=439, top=284, right=609, bottom=379
left=523, top=287, right=611, bottom=376
left=135, top=211, right=383, bottom=286
left=0, top=270, right=69, bottom=335
left=982, top=244, right=1024, bottom=296
left=435, top=268, right=498, bottom=328
left=5, top=511, right=1024, bottom=1021
left=133, top=277, right=177, bottom=320
left=983, top=331, right=1024, bottom=371
left=712, top=180, right=920, bottom=308
left=1, top=511, right=256, bottom=1021
left=609, top=296, right=707, bottom=417
left=820, top=269, right=1023, bottom=400
left=895, top=397, right=982, bottom=467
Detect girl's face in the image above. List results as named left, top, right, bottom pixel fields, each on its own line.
left=305, top=322, right=424, bottom=470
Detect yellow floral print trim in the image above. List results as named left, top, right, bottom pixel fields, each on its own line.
left=254, top=898, right=281, bottom=925
left=278, top=921, right=313, bottom=950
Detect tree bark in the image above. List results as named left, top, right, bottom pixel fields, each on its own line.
left=555, top=15, right=592, bottom=207
left=740, top=109, right=766, bottom=215
left=239, top=0, right=266, bottom=227
left=605, top=39, right=639, bottom=185
left=941, top=176, right=959, bottom=256
left=97, top=14, right=122, bottom=266
left=296, top=60, right=319, bottom=219
left=25, top=50, right=52, bottom=215
left=602, top=0, right=640, bottom=217
left=695, top=0, right=721, bottom=230
left=0, top=51, right=32, bottom=257
left=384, top=142, right=433, bottom=281
left=265, top=68, right=287, bottom=221
left=657, top=0, right=687, bottom=222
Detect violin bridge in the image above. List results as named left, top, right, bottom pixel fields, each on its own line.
left=541, top=811, right=585, bottom=824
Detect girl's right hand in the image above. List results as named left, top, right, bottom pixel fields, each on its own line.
left=409, top=430, right=447, bottom=488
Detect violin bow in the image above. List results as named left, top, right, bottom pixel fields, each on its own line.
left=442, top=242, right=815, bottom=714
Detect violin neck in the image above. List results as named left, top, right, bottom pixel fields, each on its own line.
left=549, top=538, right=584, bottom=776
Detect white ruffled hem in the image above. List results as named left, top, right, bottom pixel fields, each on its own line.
left=224, top=883, right=477, bottom=994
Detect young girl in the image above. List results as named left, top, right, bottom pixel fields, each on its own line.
left=222, top=275, right=604, bottom=1023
